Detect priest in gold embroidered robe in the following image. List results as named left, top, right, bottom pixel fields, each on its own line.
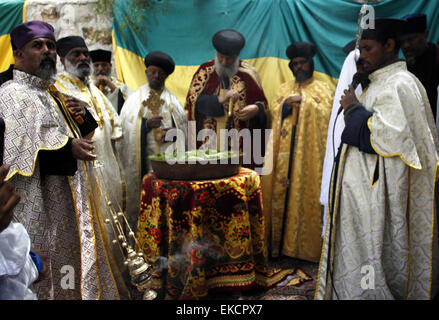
left=262, top=42, right=333, bottom=261
left=185, top=29, right=268, bottom=172
left=117, top=51, right=187, bottom=230
left=54, top=36, right=126, bottom=221
left=315, top=19, right=439, bottom=300
left=0, top=21, right=127, bottom=299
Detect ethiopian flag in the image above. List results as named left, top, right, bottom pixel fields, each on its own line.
left=0, top=0, right=26, bottom=73
left=112, top=0, right=439, bottom=107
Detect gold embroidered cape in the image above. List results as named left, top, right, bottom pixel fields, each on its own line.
left=261, top=77, right=333, bottom=261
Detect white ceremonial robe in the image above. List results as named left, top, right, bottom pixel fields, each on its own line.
left=315, top=61, right=439, bottom=300
left=55, top=72, right=126, bottom=214
left=117, top=83, right=187, bottom=229
left=90, top=75, right=132, bottom=113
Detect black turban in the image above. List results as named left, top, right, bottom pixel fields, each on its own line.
left=361, top=18, right=404, bottom=41
left=401, top=13, right=427, bottom=35
left=89, top=49, right=112, bottom=63
left=56, top=36, right=88, bottom=57
left=144, top=51, right=175, bottom=75
left=212, top=29, right=245, bottom=56
left=286, top=42, right=317, bottom=59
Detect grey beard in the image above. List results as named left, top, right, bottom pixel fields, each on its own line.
left=65, top=58, right=91, bottom=80
left=36, top=56, right=56, bottom=80
left=215, top=56, right=239, bottom=79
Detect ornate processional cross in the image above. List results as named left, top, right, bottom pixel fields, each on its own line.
left=142, top=90, right=165, bottom=153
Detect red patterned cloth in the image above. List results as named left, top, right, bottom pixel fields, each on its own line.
left=136, top=168, right=294, bottom=299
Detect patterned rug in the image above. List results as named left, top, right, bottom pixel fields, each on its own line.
left=209, top=256, right=319, bottom=300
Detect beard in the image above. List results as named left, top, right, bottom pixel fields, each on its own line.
left=294, top=69, right=313, bottom=83
left=65, top=58, right=91, bottom=80
left=35, top=54, right=56, bottom=80
left=289, top=60, right=314, bottom=83
left=215, top=56, right=239, bottom=79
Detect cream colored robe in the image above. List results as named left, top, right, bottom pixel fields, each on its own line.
left=90, top=75, right=132, bottom=112
left=262, top=77, right=333, bottom=261
left=117, top=83, right=187, bottom=229
left=55, top=72, right=126, bottom=214
left=315, top=61, right=439, bottom=300
left=0, top=70, right=124, bottom=299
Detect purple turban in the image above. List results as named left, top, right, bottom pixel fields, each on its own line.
left=10, top=20, right=55, bottom=50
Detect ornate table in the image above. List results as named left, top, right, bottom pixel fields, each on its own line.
left=136, top=167, right=293, bottom=299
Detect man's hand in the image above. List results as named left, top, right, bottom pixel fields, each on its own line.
left=284, top=96, right=302, bottom=108
left=71, top=139, right=96, bottom=161
left=147, top=116, right=163, bottom=129
left=31, top=248, right=48, bottom=282
left=218, top=89, right=240, bottom=104
left=64, top=96, right=87, bottom=117
left=0, top=164, right=21, bottom=233
left=95, top=75, right=116, bottom=93
left=340, top=85, right=359, bottom=110
left=236, top=104, right=260, bottom=121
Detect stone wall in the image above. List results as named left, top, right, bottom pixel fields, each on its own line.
left=26, top=0, right=115, bottom=74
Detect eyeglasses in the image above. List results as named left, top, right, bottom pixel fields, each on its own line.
left=291, top=59, right=309, bottom=67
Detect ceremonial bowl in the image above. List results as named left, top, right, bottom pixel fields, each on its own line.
left=149, top=150, right=242, bottom=181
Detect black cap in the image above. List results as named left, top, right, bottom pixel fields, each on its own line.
left=89, top=49, right=112, bottom=63
left=212, top=29, right=245, bottom=56
left=361, top=18, right=404, bottom=41
left=286, top=42, right=317, bottom=59
left=144, top=51, right=175, bottom=75
left=56, top=36, right=87, bottom=57
left=401, top=13, right=427, bottom=35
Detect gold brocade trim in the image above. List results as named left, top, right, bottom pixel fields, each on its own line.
left=81, top=162, right=103, bottom=300
left=67, top=176, right=84, bottom=299
left=48, top=88, right=82, bottom=138
left=58, top=75, right=106, bottom=129
left=367, top=117, right=422, bottom=170
left=136, top=114, right=142, bottom=188
left=186, top=65, right=216, bottom=121
left=5, top=136, right=69, bottom=182
left=53, top=80, right=89, bottom=136
left=95, top=87, right=115, bottom=130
